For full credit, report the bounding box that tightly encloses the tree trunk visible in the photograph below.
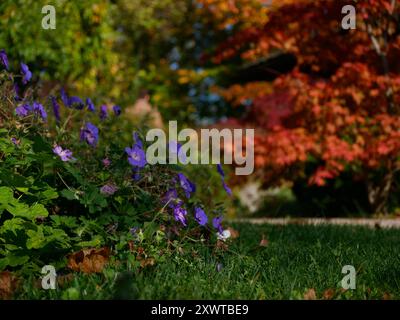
[367,172,393,215]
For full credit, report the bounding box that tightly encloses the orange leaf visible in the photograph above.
[0,271,19,300]
[259,234,269,247]
[303,288,317,300]
[322,288,335,300]
[227,227,240,239]
[67,247,110,274]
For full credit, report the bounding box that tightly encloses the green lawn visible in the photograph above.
[16,223,400,299]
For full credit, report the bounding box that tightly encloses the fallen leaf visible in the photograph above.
[67,247,110,273]
[57,274,74,288]
[383,292,391,300]
[323,288,335,300]
[259,234,269,247]
[304,288,317,300]
[227,227,239,239]
[215,240,229,251]
[0,271,19,299]
[140,258,155,268]
[128,241,135,252]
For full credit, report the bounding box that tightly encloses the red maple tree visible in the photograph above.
[201,0,400,213]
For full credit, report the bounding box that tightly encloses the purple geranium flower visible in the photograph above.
[113,105,121,116]
[69,96,84,109]
[15,104,31,117]
[11,137,19,145]
[50,96,61,123]
[217,164,225,177]
[173,202,188,226]
[0,49,9,70]
[133,132,143,148]
[20,63,32,84]
[33,102,47,121]
[132,167,142,181]
[100,105,108,120]
[60,88,70,107]
[177,173,196,198]
[102,158,111,167]
[212,216,224,234]
[222,180,232,196]
[125,144,147,168]
[100,184,118,196]
[80,122,99,147]
[14,84,21,101]
[195,207,208,226]
[162,188,179,208]
[86,98,95,112]
[53,145,75,162]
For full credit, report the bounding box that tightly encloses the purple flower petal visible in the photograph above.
[162,188,178,208]
[217,164,225,178]
[133,132,143,148]
[212,216,224,234]
[80,122,99,147]
[173,202,188,226]
[15,104,31,117]
[100,105,108,120]
[177,173,196,198]
[53,145,75,162]
[86,98,95,112]
[102,158,111,167]
[50,96,61,123]
[32,102,47,121]
[222,180,232,196]
[69,96,84,109]
[113,105,121,116]
[61,88,70,107]
[125,144,147,168]
[100,184,118,196]
[195,207,208,226]
[20,63,32,84]
[0,49,9,70]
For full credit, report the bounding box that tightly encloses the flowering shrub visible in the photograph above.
[0,50,231,274]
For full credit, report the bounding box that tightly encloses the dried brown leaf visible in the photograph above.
[304,288,317,300]
[57,274,74,288]
[67,247,110,274]
[0,271,19,300]
[322,288,335,300]
[140,258,155,268]
[259,234,269,247]
[215,240,229,251]
[383,292,392,300]
[227,227,239,239]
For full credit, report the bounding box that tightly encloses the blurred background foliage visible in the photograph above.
[2,0,400,217]
[0,0,221,124]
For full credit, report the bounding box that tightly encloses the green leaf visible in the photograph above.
[0,218,26,236]
[29,203,49,219]
[60,188,78,200]
[26,226,46,249]
[40,188,59,200]
[0,186,14,204]
[76,235,103,248]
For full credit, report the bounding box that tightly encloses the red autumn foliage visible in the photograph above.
[201,0,400,213]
